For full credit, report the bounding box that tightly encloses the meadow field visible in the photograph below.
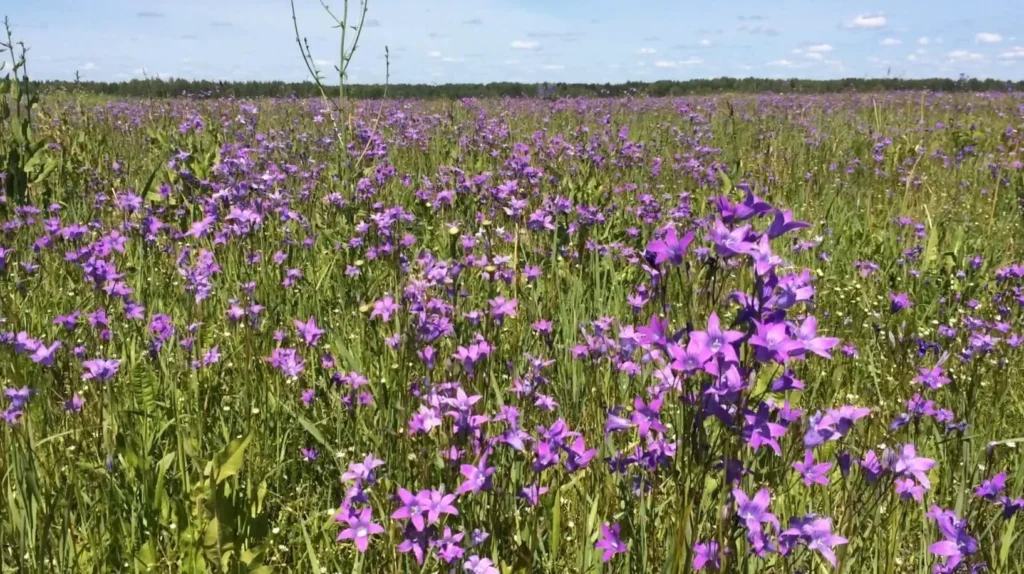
[3,91,1024,573]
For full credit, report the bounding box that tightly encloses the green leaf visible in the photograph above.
[300,519,322,573]
[215,433,253,484]
[297,416,328,447]
[135,541,157,568]
[550,495,562,562]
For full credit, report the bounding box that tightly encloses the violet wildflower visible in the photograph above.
[889,292,913,313]
[457,456,496,495]
[974,472,1006,501]
[370,295,399,321]
[463,555,499,574]
[926,506,977,573]
[780,515,848,567]
[81,358,120,382]
[335,507,384,552]
[294,316,324,347]
[692,540,721,571]
[265,347,305,377]
[750,320,802,364]
[646,226,694,266]
[434,527,465,563]
[519,483,548,507]
[301,388,315,407]
[793,450,833,486]
[392,488,428,531]
[733,487,780,534]
[65,393,85,413]
[595,523,628,562]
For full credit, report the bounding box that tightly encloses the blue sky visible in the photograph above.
[7,0,1024,83]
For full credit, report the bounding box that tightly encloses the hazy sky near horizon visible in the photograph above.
[7,0,1024,84]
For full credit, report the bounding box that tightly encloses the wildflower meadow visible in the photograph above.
[4,24,1024,574]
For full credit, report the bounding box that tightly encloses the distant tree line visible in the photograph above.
[29,75,1024,99]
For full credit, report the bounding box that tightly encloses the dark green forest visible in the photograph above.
[30,75,1024,99]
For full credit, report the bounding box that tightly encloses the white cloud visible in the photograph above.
[907,54,918,62]
[510,40,539,50]
[427,51,442,58]
[654,57,702,68]
[808,44,833,53]
[768,59,802,68]
[638,47,657,55]
[880,38,902,46]
[541,64,564,71]
[804,52,824,61]
[999,46,1024,60]
[699,39,712,47]
[847,14,886,29]
[975,32,1003,44]
[314,59,333,67]
[947,50,985,62]
[81,62,97,71]
[918,36,930,45]
[504,58,520,65]
[441,56,463,63]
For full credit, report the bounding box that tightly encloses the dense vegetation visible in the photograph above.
[28,75,1024,100]
[4,51,1024,573]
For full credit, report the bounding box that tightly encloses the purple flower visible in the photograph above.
[30,341,61,366]
[913,364,951,390]
[53,312,81,331]
[750,320,802,364]
[793,450,833,486]
[860,450,884,482]
[457,456,495,495]
[646,226,694,266]
[767,209,810,239]
[423,488,459,525]
[892,444,936,491]
[397,524,433,564]
[64,393,85,413]
[692,540,721,571]
[804,405,871,448]
[689,313,743,364]
[5,387,34,411]
[740,234,783,276]
[293,316,324,347]
[335,507,384,552]
[710,220,753,258]
[463,555,499,574]
[341,454,384,485]
[370,295,399,321]
[301,388,315,407]
[518,483,549,507]
[595,523,628,562]
[743,403,788,456]
[563,435,597,473]
[889,292,913,313]
[488,296,518,322]
[392,488,428,531]
[434,527,465,563]
[265,348,305,377]
[780,515,847,567]
[974,472,1006,501]
[81,359,120,382]
[301,447,318,461]
[790,316,839,359]
[926,506,977,573]
[733,487,780,534]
